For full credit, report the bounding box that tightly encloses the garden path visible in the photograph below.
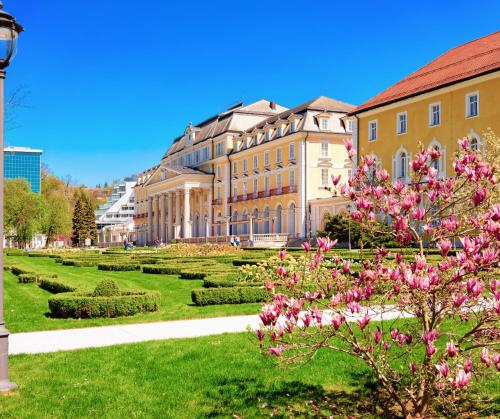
[9,306,412,355]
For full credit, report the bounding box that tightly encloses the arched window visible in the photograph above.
[232,211,238,235]
[252,208,259,234]
[242,210,249,235]
[470,137,478,151]
[275,205,283,234]
[288,203,296,235]
[430,145,440,172]
[263,206,270,234]
[216,213,222,236]
[399,152,407,179]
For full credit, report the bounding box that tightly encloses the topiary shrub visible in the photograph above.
[232,260,260,267]
[18,273,38,283]
[191,286,266,306]
[48,290,160,318]
[142,265,181,275]
[5,249,27,256]
[11,266,34,276]
[203,278,260,288]
[97,263,141,271]
[180,271,206,280]
[39,279,77,294]
[93,279,120,297]
[27,252,49,258]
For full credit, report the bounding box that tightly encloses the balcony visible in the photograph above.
[270,187,283,196]
[212,198,222,206]
[282,185,297,194]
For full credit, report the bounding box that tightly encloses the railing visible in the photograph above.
[212,198,222,205]
[270,187,282,196]
[253,234,289,242]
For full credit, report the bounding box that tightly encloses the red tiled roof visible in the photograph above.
[349,31,500,115]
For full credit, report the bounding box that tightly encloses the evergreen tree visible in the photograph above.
[71,189,97,246]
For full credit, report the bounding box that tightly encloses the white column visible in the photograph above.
[183,188,191,238]
[249,216,254,241]
[198,189,204,237]
[167,192,173,242]
[175,191,181,239]
[154,195,160,241]
[147,197,153,243]
[225,216,230,237]
[207,188,213,237]
[160,194,166,243]
[298,139,307,238]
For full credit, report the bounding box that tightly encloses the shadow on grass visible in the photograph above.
[204,373,398,418]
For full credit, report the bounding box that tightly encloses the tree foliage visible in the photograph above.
[71,189,97,246]
[256,138,499,417]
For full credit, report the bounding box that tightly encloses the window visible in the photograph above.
[276,148,282,163]
[264,151,270,167]
[466,92,479,118]
[194,150,200,164]
[243,181,248,196]
[216,143,223,157]
[276,173,282,189]
[265,131,270,141]
[397,112,407,134]
[290,121,296,133]
[368,120,377,141]
[347,120,353,132]
[320,119,328,130]
[264,176,270,193]
[320,142,329,158]
[289,170,295,186]
[321,168,329,187]
[217,186,221,200]
[430,145,440,172]
[254,134,259,144]
[243,137,248,149]
[253,155,258,170]
[217,165,221,179]
[233,184,238,199]
[202,146,209,161]
[233,161,238,174]
[399,152,407,179]
[253,178,258,194]
[429,103,440,126]
[276,126,282,137]
[470,136,479,151]
[289,143,296,160]
[243,158,248,173]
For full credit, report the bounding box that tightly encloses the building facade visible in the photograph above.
[349,31,500,180]
[4,146,43,193]
[134,97,354,246]
[95,182,136,245]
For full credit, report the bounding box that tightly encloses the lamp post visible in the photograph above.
[0,1,23,393]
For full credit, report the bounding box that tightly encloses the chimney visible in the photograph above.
[270,101,277,110]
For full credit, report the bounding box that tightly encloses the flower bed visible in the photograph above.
[191,286,266,306]
[48,290,160,318]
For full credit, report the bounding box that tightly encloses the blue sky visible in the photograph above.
[5,0,500,186]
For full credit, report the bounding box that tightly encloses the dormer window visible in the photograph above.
[265,130,270,142]
[320,119,328,130]
[290,121,296,133]
[243,137,248,149]
[276,126,282,137]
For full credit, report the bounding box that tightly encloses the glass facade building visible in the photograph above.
[4,147,43,193]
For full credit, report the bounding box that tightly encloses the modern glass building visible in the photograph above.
[4,146,43,193]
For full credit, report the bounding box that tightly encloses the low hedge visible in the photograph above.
[11,266,34,276]
[18,273,38,283]
[180,271,206,280]
[203,278,260,288]
[142,265,182,275]
[5,249,27,256]
[39,279,77,294]
[63,259,100,267]
[191,286,266,306]
[97,263,141,271]
[232,260,260,267]
[48,290,160,318]
[27,252,48,258]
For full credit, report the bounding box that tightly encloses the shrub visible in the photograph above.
[48,290,160,318]
[39,279,77,294]
[18,273,38,283]
[93,279,120,297]
[97,263,141,271]
[5,249,27,256]
[191,286,266,306]
[27,252,49,258]
[203,278,259,288]
[11,266,34,276]
[180,271,206,280]
[142,265,181,275]
[232,260,260,267]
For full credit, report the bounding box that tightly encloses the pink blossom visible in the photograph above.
[379,169,389,181]
[343,138,353,151]
[372,330,382,344]
[422,330,439,345]
[268,345,285,357]
[331,314,343,330]
[356,313,371,330]
[278,249,286,261]
[331,174,341,186]
[351,211,363,221]
[480,347,491,367]
[409,363,417,373]
[452,370,472,388]
[426,344,437,356]
[447,341,459,357]
[435,363,449,378]
[412,207,425,221]
[302,242,311,252]
[276,266,287,277]
[317,237,337,251]
[390,329,399,340]
[347,301,360,314]
[472,188,489,206]
[256,329,264,343]
[438,239,452,256]
[464,359,473,373]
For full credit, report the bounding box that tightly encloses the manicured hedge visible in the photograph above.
[48,290,160,318]
[142,265,182,275]
[203,278,259,288]
[97,263,141,271]
[18,273,38,283]
[62,259,100,267]
[11,266,34,276]
[232,260,260,267]
[39,279,77,294]
[5,249,27,256]
[27,252,49,258]
[180,271,206,280]
[191,286,266,306]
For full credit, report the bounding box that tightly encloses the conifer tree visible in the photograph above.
[71,189,97,246]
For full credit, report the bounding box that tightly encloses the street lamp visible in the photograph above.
[0,0,23,393]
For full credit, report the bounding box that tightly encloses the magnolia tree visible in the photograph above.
[256,138,499,417]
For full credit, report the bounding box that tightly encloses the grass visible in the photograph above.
[1,331,498,418]
[4,255,262,333]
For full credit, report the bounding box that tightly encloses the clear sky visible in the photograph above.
[5,0,500,186]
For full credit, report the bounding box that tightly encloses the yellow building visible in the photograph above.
[349,31,500,180]
[134,97,354,246]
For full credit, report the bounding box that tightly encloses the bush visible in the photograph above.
[18,273,38,283]
[180,271,206,280]
[62,259,99,267]
[142,265,181,275]
[5,249,27,256]
[97,263,141,271]
[93,279,120,297]
[39,279,77,294]
[11,266,34,276]
[48,290,160,318]
[191,286,266,306]
[203,278,260,288]
[27,252,48,258]
[232,260,260,267]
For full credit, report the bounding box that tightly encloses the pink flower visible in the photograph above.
[438,239,452,256]
[302,242,311,252]
[412,207,425,221]
[278,249,286,261]
[409,363,417,373]
[472,188,489,206]
[343,138,353,152]
[452,293,467,308]
[331,314,343,330]
[435,363,449,378]
[379,169,389,181]
[464,359,473,373]
[447,341,459,357]
[356,313,371,331]
[317,237,337,251]
[480,347,491,367]
[276,266,287,277]
[422,330,439,345]
[390,329,399,340]
[372,330,382,344]
[452,370,472,388]
[426,344,437,356]
[268,345,285,357]
[256,329,264,343]
[331,174,341,186]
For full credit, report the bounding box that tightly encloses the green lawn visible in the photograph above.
[1,331,498,418]
[4,255,262,333]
